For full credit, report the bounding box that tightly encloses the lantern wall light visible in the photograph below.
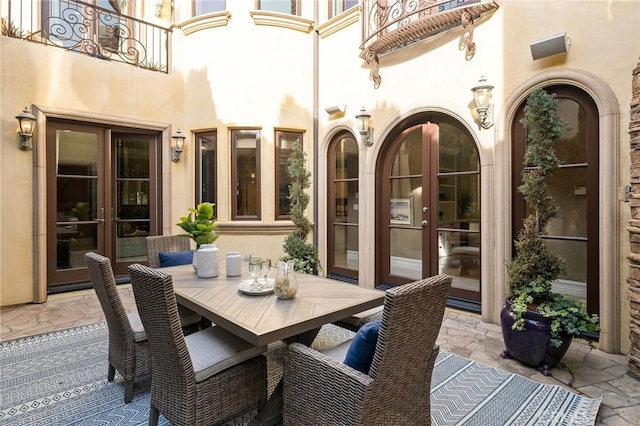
[355,107,374,146]
[171,129,186,162]
[471,76,494,130]
[15,106,37,150]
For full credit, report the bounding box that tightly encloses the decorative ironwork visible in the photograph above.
[461,10,475,59]
[3,0,170,73]
[359,0,499,88]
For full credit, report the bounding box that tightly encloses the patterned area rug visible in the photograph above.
[1,323,601,425]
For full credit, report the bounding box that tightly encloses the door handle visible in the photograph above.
[421,220,428,227]
[96,207,105,224]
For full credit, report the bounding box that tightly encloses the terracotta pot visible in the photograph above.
[500,300,572,376]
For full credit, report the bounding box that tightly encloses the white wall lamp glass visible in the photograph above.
[471,76,494,130]
[355,107,373,146]
[171,129,186,162]
[15,106,37,151]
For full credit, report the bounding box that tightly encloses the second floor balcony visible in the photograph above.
[360,0,499,87]
[1,0,170,73]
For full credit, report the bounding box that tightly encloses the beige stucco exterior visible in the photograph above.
[1,0,638,355]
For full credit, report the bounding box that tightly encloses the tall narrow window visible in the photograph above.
[329,0,358,18]
[232,129,261,220]
[327,132,359,282]
[258,0,300,15]
[275,130,303,219]
[196,131,217,205]
[193,0,225,16]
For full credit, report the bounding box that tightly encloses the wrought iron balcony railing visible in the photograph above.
[360,0,499,88]
[1,0,170,73]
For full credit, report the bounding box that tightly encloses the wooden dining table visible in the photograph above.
[163,261,386,426]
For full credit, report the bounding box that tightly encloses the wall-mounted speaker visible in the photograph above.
[530,33,569,60]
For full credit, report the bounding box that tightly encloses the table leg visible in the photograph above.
[248,327,321,426]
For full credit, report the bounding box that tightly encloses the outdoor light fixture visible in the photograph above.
[355,107,373,146]
[15,106,36,150]
[171,129,186,162]
[471,76,494,129]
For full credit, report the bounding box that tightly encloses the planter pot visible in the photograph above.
[500,300,572,376]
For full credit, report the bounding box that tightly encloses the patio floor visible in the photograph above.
[1,285,638,425]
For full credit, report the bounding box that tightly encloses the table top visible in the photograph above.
[165,263,385,346]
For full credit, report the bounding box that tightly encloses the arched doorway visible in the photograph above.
[376,114,481,307]
[511,85,600,317]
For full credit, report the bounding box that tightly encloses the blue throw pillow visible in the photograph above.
[343,319,381,374]
[159,251,193,267]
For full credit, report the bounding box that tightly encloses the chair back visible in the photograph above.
[364,274,452,424]
[128,263,196,416]
[146,235,191,268]
[85,252,136,376]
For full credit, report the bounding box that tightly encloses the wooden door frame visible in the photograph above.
[34,105,169,301]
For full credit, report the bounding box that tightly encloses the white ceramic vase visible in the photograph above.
[226,251,242,277]
[196,244,218,278]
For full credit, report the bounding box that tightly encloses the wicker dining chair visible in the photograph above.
[146,235,191,268]
[86,252,202,403]
[85,252,152,403]
[128,263,268,426]
[283,274,453,426]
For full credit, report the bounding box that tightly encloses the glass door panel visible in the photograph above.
[115,137,151,263]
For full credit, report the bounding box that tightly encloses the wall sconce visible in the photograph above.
[15,106,37,150]
[355,107,373,146]
[471,76,494,129]
[171,129,186,162]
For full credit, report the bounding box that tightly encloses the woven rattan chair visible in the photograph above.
[146,235,191,268]
[128,263,268,426]
[145,235,207,328]
[85,252,152,403]
[283,274,452,426]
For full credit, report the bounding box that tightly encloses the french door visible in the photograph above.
[377,117,481,303]
[47,121,160,287]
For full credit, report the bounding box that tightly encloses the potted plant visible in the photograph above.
[176,202,218,248]
[281,139,321,275]
[501,88,599,375]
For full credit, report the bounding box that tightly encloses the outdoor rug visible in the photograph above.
[1,322,602,425]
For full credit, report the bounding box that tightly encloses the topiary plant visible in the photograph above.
[506,88,599,347]
[281,139,321,275]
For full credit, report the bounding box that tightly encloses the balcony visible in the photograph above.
[360,0,499,87]
[1,0,170,73]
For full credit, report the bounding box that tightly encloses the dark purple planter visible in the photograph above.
[500,300,572,376]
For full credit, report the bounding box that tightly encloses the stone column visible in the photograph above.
[628,61,640,378]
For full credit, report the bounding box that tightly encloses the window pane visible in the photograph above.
[439,123,478,172]
[335,181,358,224]
[259,0,297,15]
[392,129,422,176]
[330,0,358,18]
[390,227,421,279]
[198,132,217,204]
[334,224,358,270]
[276,132,301,218]
[234,131,259,218]
[556,98,587,164]
[545,239,587,301]
[335,136,358,179]
[195,0,226,15]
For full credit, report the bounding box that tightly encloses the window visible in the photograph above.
[275,130,303,219]
[196,131,217,205]
[329,0,358,18]
[193,0,225,16]
[231,129,261,220]
[258,0,300,15]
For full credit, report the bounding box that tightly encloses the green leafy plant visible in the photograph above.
[281,139,321,275]
[176,202,218,248]
[70,202,90,221]
[507,88,599,347]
